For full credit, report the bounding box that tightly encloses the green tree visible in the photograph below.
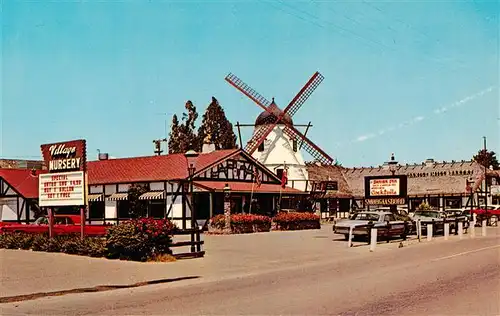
[197,96,237,151]
[168,101,200,154]
[168,114,181,154]
[127,183,149,218]
[473,149,499,170]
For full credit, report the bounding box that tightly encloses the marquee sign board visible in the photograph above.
[39,139,87,207]
[364,175,407,205]
[39,171,85,207]
[41,139,87,173]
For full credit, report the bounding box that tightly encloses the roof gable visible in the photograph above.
[87,149,239,185]
[193,150,282,184]
[0,169,46,199]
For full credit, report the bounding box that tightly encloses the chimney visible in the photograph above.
[202,143,216,154]
[201,134,216,153]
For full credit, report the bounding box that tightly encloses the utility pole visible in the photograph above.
[483,136,488,212]
[153,138,168,156]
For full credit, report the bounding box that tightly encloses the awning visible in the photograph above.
[106,192,129,201]
[139,191,165,200]
[87,193,103,202]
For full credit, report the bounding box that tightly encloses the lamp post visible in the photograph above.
[388,153,398,214]
[466,178,475,219]
[188,163,196,230]
[223,183,231,233]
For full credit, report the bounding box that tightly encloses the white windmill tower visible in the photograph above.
[225,72,334,192]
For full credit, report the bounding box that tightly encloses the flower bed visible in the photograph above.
[208,214,272,234]
[208,212,320,233]
[0,218,176,262]
[273,212,321,231]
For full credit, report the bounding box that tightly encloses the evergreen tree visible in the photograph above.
[167,101,199,154]
[197,96,237,151]
[473,149,499,170]
[168,114,181,154]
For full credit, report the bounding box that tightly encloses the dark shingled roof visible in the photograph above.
[306,164,352,198]
[309,160,487,198]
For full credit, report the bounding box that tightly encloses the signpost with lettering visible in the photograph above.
[364,175,408,206]
[40,140,87,239]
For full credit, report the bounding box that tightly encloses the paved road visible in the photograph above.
[2,233,499,315]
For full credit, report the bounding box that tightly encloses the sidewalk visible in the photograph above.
[1,225,498,299]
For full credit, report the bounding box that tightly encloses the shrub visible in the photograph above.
[0,232,106,257]
[106,218,176,261]
[209,215,226,230]
[273,212,320,230]
[208,214,272,234]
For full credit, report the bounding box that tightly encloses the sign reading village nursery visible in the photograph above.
[41,139,87,172]
[364,175,407,205]
[39,139,87,207]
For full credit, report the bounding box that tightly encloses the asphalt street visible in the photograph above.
[2,233,499,316]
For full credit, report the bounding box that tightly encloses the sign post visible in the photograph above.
[40,140,87,239]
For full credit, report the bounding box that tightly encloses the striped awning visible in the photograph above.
[87,193,103,202]
[106,192,129,201]
[139,191,165,200]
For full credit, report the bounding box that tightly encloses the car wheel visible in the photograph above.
[490,215,498,227]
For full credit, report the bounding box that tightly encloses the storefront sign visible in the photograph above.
[364,175,407,199]
[41,140,87,172]
[365,197,406,206]
[369,178,400,196]
[39,171,85,207]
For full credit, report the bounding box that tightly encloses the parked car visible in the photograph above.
[333,211,409,240]
[0,215,110,237]
[412,210,468,234]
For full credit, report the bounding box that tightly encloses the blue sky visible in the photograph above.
[2,0,499,167]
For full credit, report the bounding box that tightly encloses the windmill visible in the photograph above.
[225,71,334,191]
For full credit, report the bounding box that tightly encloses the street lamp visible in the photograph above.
[223,183,231,233]
[185,150,198,230]
[388,153,398,214]
[388,153,398,175]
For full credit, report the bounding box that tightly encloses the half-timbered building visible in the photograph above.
[0,169,45,222]
[86,148,303,228]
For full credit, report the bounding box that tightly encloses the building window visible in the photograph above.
[89,201,105,219]
[445,197,461,208]
[292,139,298,152]
[276,168,284,180]
[117,200,131,219]
[150,200,166,219]
[258,143,264,152]
[428,197,439,208]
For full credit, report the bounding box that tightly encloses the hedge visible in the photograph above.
[0,218,176,262]
[273,212,321,231]
[208,212,320,234]
[209,214,272,234]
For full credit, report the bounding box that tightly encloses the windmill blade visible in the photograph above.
[225,73,271,112]
[245,123,277,154]
[283,72,324,118]
[283,125,334,165]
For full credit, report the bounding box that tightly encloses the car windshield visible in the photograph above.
[34,217,48,225]
[414,211,440,218]
[352,213,380,221]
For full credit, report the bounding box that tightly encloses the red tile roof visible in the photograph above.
[194,181,305,194]
[87,149,238,185]
[0,169,46,199]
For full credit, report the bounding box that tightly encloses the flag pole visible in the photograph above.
[249,180,255,214]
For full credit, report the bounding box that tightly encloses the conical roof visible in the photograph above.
[255,99,293,126]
